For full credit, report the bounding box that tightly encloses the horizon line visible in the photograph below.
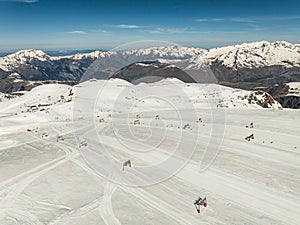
[0,40,299,54]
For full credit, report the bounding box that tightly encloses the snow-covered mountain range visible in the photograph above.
[1,41,300,108]
[203,41,300,68]
[0,41,300,77]
[0,41,296,77]
[1,41,299,82]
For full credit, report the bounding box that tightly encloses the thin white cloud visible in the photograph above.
[196,18,226,22]
[113,24,143,29]
[196,17,255,23]
[91,29,109,33]
[259,15,300,21]
[196,15,300,23]
[144,27,209,34]
[66,30,88,35]
[147,28,189,34]
[4,0,39,3]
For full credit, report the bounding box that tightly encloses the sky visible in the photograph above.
[1,0,300,51]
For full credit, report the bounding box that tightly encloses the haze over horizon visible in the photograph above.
[1,0,300,51]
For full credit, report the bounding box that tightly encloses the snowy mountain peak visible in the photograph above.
[0,49,49,72]
[72,50,108,60]
[118,45,206,59]
[1,41,300,88]
[9,49,49,61]
[203,41,300,69]
[8,72,22,79]
[53,50,111,60]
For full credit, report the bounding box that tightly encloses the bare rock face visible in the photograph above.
[111,61,195,84]
[246,91,278,108]
[276,95,300,109]
[0,72,77,94]
[267,83,300,109]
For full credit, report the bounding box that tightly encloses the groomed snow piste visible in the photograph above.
[0,79,299,225]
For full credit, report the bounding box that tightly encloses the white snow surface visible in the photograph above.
[0,79,299,225]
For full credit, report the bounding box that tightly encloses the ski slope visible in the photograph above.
[0,79,299,225]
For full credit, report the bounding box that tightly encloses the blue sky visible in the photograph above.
[1,0,300,51]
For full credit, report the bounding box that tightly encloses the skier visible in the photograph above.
[245,134,254,141]
[42,132,48,138]
[122,160,132,171]
[57,135,64,142]
[245,122,254,128]
[194,197,207,214]
[79,140,87,148]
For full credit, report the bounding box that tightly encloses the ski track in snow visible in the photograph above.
[0,123,82,223]
[1,115,299,224]
[86,111,300,224]
[0,80,299,224]
[99,181,121,225]
[73,116,300,224]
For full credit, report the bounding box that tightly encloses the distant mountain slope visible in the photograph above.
[0,49,98,81]
[205,41,300,68]
[201,41,300,84]
[0,46,204,82]
[267,82,300,109]
[111,42,300,86]
[111,61,196,84]
[0,41,300,109]
[1,41,300,83]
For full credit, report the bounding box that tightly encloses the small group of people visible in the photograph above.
[245,133,255,141]
[42,132,48,138]
[245,122,254,128]
[122,159,208,214]
[245,122,255,141]
[79,140,87,148]
[194,196,208,214]
[56,135,64,142]
[122,160,132,171]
